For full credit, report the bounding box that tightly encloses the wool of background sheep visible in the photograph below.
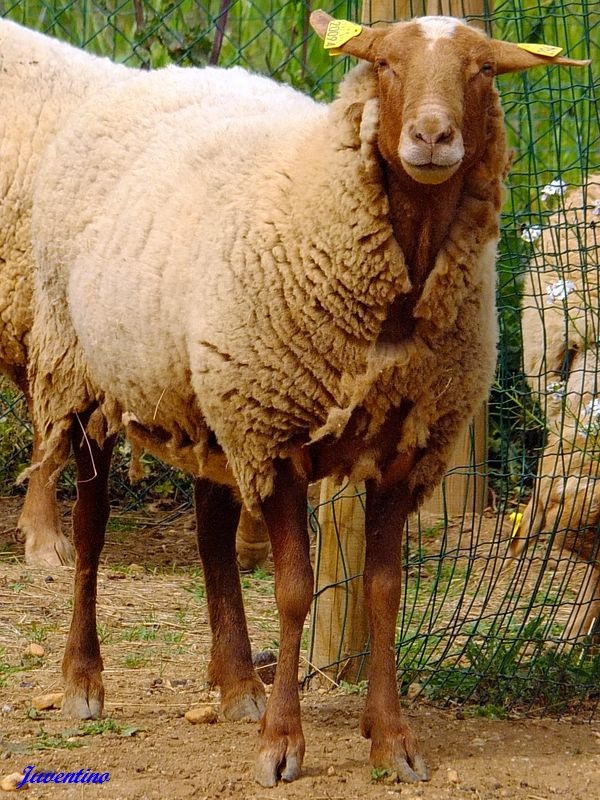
[521,176,600,531]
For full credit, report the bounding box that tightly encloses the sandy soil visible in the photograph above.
[1,497,599,799]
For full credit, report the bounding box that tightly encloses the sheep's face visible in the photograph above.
[310,11,588,187]
[374,19,494,185]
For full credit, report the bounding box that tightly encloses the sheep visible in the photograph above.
[0,17,287,569]
[513,175,600,641]
[236,508,271,571]
[0,19,134,566]
[22,9,587,786]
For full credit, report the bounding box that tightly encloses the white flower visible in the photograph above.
[593,199,600,217]
[540,178,568,203]
[546,279,576,304]
[546,380,566,400]
[521,225,542,243]
[580,398,600,436]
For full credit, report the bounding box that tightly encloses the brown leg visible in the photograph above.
[255,459,313,787]
[360,479,428,782]
[236,506,270,572]
[13,380,73,567]
[195,479,266,721]
[61,415,115,719]
[563,562,600,642]
[20,419,73,566]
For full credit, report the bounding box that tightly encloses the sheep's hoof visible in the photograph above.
[24,531,75,567]
[370,745,429,783]
[255,733,304,786]
[221,677,266,722]
[61,680,104,719]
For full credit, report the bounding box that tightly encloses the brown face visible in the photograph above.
[373,19,497,185]
[309,11,588,187]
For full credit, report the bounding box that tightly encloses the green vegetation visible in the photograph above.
[23,719,142,752]
[122,653,150,668]
[0,0,356,96]
[241,565,274,593]
[122,624,159,642]
[339,679,368,695]
[25,622,57,643]
[0,648,20,688]
[370,767,394,782]
[401,616,600,713]
[0,379,35,495]
[183,582,205,604]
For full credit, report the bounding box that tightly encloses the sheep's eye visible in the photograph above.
[480,62,495,76]
[376,59,391,71]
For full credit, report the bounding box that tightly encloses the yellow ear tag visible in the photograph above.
[517,42,563,58]
[324,19,363,56]
[508,511,523,538]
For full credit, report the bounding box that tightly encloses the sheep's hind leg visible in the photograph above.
[12,377,73,567]
[20,419,73,566]
[61,416,115,720]
[236,506,270,571]
[564,562,600,642]
[359,479,429,783]
[255,458,313,787]
[195,479,266,722]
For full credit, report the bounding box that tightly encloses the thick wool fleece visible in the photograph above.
[520,176,600,534]
[523,177,600,401]
[29,53,504,511]
[0,20,130,379]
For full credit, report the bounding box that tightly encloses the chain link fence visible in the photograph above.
[0,0,599,712]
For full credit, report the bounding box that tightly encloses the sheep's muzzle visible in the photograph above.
[399,110,464,185]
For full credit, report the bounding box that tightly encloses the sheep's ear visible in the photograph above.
[309,10,384,62]
[491,39,590,74]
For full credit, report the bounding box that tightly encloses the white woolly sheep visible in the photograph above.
[0,18,277,569]
[0,19,132,566]
[513,175,600,641]
[22,9,586,786]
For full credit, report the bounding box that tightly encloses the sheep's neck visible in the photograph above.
[378,169,463,344]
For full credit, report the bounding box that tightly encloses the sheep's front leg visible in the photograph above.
[360,478,429,782]
[62,418,115,720]
[195,479,266,721]
[255,459,312,787]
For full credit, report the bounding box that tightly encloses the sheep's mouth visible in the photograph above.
[401,159,462,186]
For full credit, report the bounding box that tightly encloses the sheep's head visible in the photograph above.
[310,11,588,186]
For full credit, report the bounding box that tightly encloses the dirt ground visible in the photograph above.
[1,496,599,800]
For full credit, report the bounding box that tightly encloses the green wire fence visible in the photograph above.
[0,0,598,715]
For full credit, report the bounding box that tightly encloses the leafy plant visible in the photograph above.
[26,719,143,751]
[371,767,394,782]
[122,653,149,668]
[411,616,600,712]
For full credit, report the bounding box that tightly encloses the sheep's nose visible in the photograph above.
[409,113,456,147]
[414,125,455,146]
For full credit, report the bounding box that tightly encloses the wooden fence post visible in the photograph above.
[307,0,491,685]
[360,0,491,28]
[308,482,369,683]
